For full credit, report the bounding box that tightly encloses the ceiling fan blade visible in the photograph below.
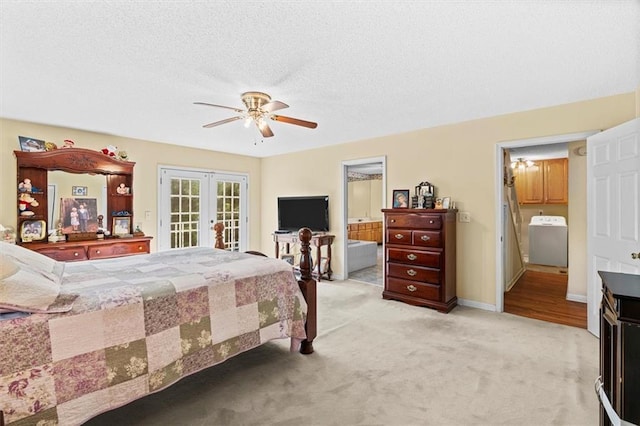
[194,102,245,114]
[271,114,318,129]
[256,121,274,138]
[261,100,289,113]
[202,116,243,128]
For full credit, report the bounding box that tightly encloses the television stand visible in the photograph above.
[273,232,334,281]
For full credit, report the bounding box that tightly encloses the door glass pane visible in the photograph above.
[216,180,240,251]
[170,177,201,249]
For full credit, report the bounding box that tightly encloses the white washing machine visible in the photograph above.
[528,216,568,267]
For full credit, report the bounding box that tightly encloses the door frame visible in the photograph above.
[341,156,387,281]
[494,130,599,312]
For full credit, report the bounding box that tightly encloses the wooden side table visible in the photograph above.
[273,232,334,281]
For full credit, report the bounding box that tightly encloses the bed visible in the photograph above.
[0,224,317,426]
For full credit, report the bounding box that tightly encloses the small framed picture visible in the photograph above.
[434,198,443,209]
[392,189,410,208]
[18,136,46,152]
[281,254,295,265]
[72,186,88,197]
[112,217,131,235]
[20,220,46,242]
[442,197,451,209]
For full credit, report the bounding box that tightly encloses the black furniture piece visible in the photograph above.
[597,271,640,426]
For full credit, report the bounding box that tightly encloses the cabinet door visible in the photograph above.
[514,163,544,204]
[544,158,568,204]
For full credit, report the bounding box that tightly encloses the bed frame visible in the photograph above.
[0,224,316,426]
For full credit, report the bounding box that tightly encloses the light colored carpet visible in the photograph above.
[86,280,599,426]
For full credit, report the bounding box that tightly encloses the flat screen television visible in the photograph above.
[277,196,329,233]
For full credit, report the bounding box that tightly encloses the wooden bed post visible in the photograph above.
[213,222,225,249]
[297,227,317,354]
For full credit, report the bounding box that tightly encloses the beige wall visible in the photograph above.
[347,180,371,218]
[567,140,588,301]
[261,92,636,306]
[0,119,263,251]
[347,178,383,220]
[1,92,636,308]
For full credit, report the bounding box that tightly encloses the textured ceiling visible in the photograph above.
[1,1,638,158]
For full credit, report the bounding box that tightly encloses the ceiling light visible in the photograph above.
[511,158,535,169]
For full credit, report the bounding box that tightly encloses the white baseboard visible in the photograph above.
[566,293,587,304]
[457,298,496,312]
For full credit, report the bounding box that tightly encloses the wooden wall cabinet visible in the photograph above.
[598,271,640,425]
[347,221,383,243]
[514,158,567,204]
[14,148,151,260]
[381,209,457,313]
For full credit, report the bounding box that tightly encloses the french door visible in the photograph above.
[158,167,247,252]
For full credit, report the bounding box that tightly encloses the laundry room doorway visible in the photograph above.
[496,131,598,328]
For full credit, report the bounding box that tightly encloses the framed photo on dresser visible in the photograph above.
[392,190,410,208]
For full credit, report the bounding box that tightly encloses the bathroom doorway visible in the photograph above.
[341,157,386,285]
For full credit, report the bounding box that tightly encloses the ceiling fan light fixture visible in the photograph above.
[195,91,317,138]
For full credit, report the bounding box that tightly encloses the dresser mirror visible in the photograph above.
[48,171,107,233]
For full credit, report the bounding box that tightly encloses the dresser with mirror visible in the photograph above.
[14,148,152,261]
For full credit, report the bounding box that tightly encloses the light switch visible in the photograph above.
[459,212,471,223]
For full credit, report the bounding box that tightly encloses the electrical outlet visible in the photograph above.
[459,212,471,223]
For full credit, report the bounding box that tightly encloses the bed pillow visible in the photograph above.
[0,253,76,313]
[0,241,65,284]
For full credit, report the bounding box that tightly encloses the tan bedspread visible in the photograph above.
[0,248,307,425]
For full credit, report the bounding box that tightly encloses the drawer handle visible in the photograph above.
[74,252,79,257]
[96,250,101,254]
[394,234,404,239]
[407,284,417,292]
[390,219,396,223]
[406,269,417,277]
[138,246,143,251]
[407,253,417,261]
[429,220,434,224]
[420,235,431,241]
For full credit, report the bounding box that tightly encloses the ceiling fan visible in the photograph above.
[194,91,318,138]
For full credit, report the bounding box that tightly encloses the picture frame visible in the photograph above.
[392,189,410,208]
[442,197,451,209]
[60,197,99,234]
[281,254,295,265]
[434,198,444,209]
[113,216,131,235]
[18,136,46,152]
[20,220,46,242]
[72,186,88,197]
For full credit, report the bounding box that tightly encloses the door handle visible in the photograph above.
[632,252,640,260]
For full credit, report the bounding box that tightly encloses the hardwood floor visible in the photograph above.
[504,269,587,329]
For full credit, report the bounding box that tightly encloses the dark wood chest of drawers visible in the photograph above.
[598,271,640,425]
[381,209,457,313]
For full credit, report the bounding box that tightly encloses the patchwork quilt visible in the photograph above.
[0,248,307,425]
